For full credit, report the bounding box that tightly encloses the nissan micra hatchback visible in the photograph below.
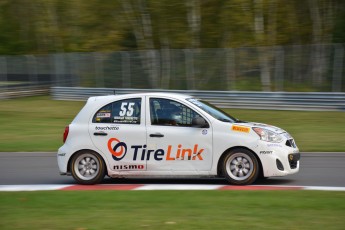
[58,93,300,185]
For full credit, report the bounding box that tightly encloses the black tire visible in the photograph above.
[222,148,259,185]
[70,150,106,185]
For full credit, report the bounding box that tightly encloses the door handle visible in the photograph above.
[149,133,164,138]
[93,132,108,136]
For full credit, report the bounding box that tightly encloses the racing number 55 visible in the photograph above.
[119,102,135,116]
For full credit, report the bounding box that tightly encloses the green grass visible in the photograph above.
[0,96,345,152]
[226,109,345,152]
[0,96,84,152]
[0,190,344,229]
[0,81,25,86]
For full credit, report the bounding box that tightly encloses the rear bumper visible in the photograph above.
[57,145,69,174]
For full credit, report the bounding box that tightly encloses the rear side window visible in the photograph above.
[93,98,141,124]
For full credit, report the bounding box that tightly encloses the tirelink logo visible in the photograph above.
[107,138,127,161]
[107,138,204,162]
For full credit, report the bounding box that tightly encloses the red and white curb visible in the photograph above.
[1,184,345,192]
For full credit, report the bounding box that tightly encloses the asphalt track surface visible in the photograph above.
[1,152,344,187]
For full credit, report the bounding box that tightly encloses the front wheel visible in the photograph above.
[70,151,106,185]
[222,148,259,185]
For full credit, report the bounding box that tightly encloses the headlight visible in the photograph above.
[253,127,283,143]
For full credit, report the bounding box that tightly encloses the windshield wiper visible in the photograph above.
[218,118,233,123]
[235,119,247,123]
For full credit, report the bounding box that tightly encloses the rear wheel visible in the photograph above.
[70,151,106,185]
[222,148,259,185]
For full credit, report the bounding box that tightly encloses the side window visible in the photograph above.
[93,104,112,123]
[93,98,141,124]
[150,98,201,127]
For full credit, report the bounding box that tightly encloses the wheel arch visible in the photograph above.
[217,146,263,178]
[67,149,107,174]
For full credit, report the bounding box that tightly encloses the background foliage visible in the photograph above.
[0,0,344,55]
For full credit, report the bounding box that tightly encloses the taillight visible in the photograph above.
[63,125,69,143]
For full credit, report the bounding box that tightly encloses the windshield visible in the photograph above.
[186,98,237,123]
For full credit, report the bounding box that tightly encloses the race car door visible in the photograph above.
[145,96,213,172]
[89,97,147,172]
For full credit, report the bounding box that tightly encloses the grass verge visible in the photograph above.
[0,96,84,152]
[0,190,345,229]
[0,96,345,152]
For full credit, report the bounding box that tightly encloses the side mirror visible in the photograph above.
[192,117,209,128]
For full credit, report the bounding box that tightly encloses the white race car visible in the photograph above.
[57,93,300,185]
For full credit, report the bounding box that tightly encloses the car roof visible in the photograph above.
[88,92,192,102]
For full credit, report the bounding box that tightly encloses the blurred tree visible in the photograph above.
[0,0,343,54]
[0,0,36,54]
[333,0,345,43]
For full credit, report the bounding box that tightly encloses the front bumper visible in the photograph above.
[256,141,300,177]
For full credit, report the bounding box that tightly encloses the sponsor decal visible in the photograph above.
[96,126,119,131]
[113,116,139,124]
[107,138,127,161]
[57,153,66,156]
[97,112,111,118]
[114,164,145,170]
[267,143,283,148]
[107,138,204,162]
[232,125,250,133]
[260,151,273,154]
[202,129,208,135]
